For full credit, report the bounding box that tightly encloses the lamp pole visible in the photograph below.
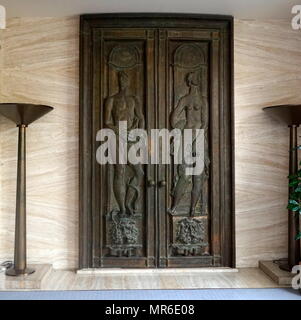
[0,103,53,276]
[6,124,34,276]
[284,125,301,271]
[263,105,301,272]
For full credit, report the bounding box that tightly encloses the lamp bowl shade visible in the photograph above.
[263,105,301,126]
[0,103,53,126]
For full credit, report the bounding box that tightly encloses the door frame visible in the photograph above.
[79,13,235,269]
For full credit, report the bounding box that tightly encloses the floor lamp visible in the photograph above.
[263,105,301,271]
[0,103,53,276]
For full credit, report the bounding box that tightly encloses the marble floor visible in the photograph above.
[0,267,284,291]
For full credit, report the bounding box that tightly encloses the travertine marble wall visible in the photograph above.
[235,20,301,266]
[0,17,300,269]
[0,17,79,269]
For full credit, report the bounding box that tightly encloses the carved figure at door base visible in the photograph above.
[174,217,209,256]
[107,210,140,257]
[104,71,145,216]
[177,217,204,244]
[168,72,209,216]
[110,211,139,245]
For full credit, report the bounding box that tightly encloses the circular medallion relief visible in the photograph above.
[174,44,205,69]
[109,45,139,69]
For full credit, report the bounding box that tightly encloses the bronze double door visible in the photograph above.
[80,14,234,269]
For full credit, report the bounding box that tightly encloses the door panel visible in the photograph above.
[79,14,234,269]
[158,29,223,267]
[92,29,156,267]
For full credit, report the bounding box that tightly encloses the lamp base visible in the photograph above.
[279,263,291,272]
[5,267,35,277]
[259,261,294,285]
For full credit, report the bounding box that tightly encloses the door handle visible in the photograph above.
[148,180,156,187]
[158,180,166,187]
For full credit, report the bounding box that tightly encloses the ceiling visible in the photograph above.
[0,0,299,19]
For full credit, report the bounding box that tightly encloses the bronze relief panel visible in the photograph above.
[157,34,212,267]
[167,41,211,259]
[80,14,234,269]
[92,30,156,267]
[103,42,146,258]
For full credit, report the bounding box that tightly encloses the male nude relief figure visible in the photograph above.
[169,72,209,216]
[104,71,145,216]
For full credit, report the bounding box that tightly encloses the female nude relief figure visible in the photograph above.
[168,72,209,216]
